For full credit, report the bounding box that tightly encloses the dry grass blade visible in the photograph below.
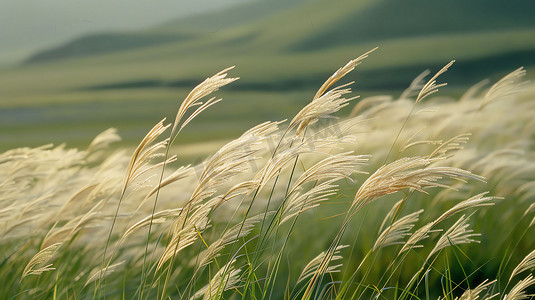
[373,209,423,251]
[400,222,439,253]
[349,95,392,117]
[190,259,241,300]
[122,208,182,240]
[171,67,239,139]
[351,156,485,211]
[86,128,121,153]
[157,227,198,271]
[281,180,339,224]
[482,67,527,109]
[122,119,170,194]
[509,249,535,283]
[313,48,377,100]
[442,279,498,300]
[290,152,369,191]
[415,60,455,103]
[427,214,479,260]
[291,84,358,135]
[434,192,496,225]
[189,120,281,207]
[504,274,535,300]
[214,179,262,209]
[377,199,404,234]
[459,79,490,102]
[21,243,62,279]
[85,261,124,287]
[197,214,265,268]
[41,211,100,249]
[296,245,348,285]
[157,199,214,270]
[400,69,431,100]
[428,133,472,159]
[138,165,193,209]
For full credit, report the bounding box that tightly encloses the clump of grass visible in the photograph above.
[1,50,535,299]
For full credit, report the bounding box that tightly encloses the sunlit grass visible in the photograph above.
[1,53,535,299]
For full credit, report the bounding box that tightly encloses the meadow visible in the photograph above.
[1,50,535,299]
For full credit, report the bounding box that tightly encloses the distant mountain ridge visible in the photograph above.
[24,32,195,64]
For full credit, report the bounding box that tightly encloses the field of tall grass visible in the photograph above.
[1,49,535,299]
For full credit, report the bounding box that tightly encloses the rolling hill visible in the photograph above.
[1,0,535,150]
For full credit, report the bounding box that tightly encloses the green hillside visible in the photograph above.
[1,0,535,151]
[291,0,535,50]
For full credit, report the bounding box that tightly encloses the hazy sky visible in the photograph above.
[0,0,253,66]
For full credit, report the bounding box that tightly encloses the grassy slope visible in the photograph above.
[1,0,535,151]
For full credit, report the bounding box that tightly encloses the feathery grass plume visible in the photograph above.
[399,128,442,153]
[21,243,62,279]
[481,67,527,110]
[290,83,358,135]
[377,199,404,234]
[241,120,285,137]
[188,139,259,206]
[157,226,199,272]
[214,179,262,209]
[289,152,369,192]
[373,209,423,251]
[504,274,535,300]
[121,208,182,240]
[305,154,484,296]
[459,279,498,300]
[296,245,348,285]
[459,79,490,102]
[0,153,28,165]
[190,259,241,300]
[400,222,439,253]
[281,179,339,224]
[438,279,498,300]
[86,128,121,154]
[400,69,431,100]
[121,118,171,195]
[351,156,485,211]
[349,95,392,117]
[188,121,280,208]
[509,249,535,283]
[254,136,343,190]
[428,133,472,159]
[291,49,376,135]
[17,192,53,218]
[41,211,100,249]
[415,60,454,104]
[157,123,279,274]
[313,48,377,101]
[53,183,99,218]
[427,214,480,260]
[197,213,266,268]
[157,198,215,271]
[434,192,495,225]
[137,165,193,209]
[84,261,124,287]
[171,67,239,140]
[399,193,494,254]
[100,119,170,288]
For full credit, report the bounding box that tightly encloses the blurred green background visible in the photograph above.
[1,0,534,152]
